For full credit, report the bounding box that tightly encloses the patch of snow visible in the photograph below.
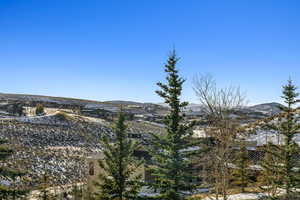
[203,193,265,200]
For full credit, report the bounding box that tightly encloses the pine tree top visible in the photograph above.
[156,50,188,109]
[281,78,299,106]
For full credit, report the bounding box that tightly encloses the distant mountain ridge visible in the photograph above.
[179,102,283,116]
[0,93,110,105]
[0,93,284,116]
[0,93,168,115]
[247,102,283,115]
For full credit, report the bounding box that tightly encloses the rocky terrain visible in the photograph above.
[0,94,166,190]
[0,93,289,190]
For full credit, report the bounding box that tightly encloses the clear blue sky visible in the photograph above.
[1,0,300,105]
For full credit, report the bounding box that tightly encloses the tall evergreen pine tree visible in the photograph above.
[94,112,143,200]
[262,79,300,199]
[148,50,198,200]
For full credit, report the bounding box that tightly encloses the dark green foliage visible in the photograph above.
[0,139,28,199]
[262,79,300,200]
[94,112,143,200]
[259,144,281,200]
[36,104,45,116]
[231,141,252,193]
[147,50,199,200]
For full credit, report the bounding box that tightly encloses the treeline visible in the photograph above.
[86,51,300,200]
[1,51,300,200]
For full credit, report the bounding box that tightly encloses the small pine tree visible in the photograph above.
[0,139,27,199]
[231,141,252,193]
[148,50,199,200]
[258,144,281,199]
[94,112,143,200]
[36,104,45,116]
[262,79,300,199]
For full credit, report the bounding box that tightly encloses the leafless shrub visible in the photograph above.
[193,74,247,200]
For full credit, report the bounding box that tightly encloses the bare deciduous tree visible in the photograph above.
[193,74,245,118]
[193,74,247,200]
